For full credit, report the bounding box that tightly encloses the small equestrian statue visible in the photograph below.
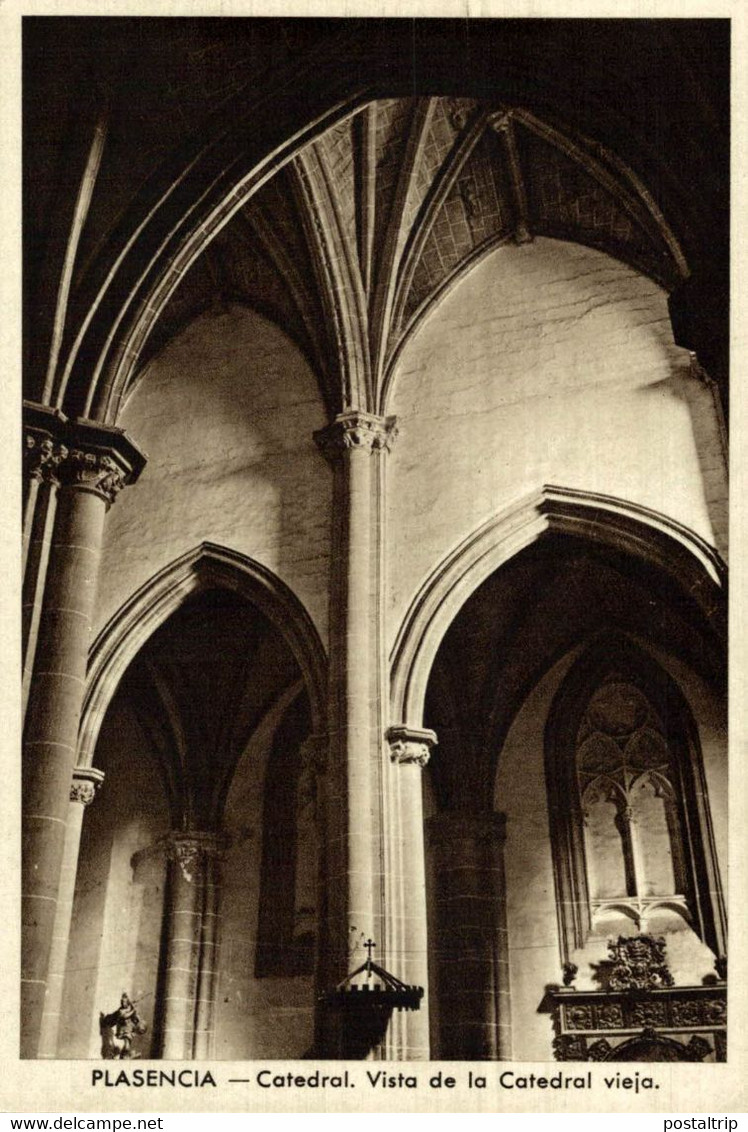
[100,992,148,1059]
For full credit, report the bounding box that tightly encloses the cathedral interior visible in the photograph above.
[22,18,728,1062]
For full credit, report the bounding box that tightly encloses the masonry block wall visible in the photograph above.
[386,237,727,647]
[94,306,332,647]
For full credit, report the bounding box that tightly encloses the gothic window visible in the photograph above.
[576,678,689,931]
[545,637,725,961]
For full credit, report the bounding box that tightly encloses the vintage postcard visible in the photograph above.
[2,0,746,1116]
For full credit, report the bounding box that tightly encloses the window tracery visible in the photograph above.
[545,637,725,962]
[576,677,689,932]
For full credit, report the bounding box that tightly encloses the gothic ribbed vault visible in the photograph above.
[136,98,690,417]
[23,18,729,421]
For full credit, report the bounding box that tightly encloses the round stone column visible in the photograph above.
[193,847,225,1059]
[21,419,145,1058]
[314,412,397,1008]
[426,811,511,1060]
[161,833,226,1060]
[37,767,104,1058]
[383,726,436,1060]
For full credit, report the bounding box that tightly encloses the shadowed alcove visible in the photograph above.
[422,530,726,1060]
[58,586,320,1058]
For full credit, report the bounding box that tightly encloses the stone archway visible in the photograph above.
[389,484,725,734]
[44,546,328,1059]
[405,493,725,1061]
[79,541,328,769]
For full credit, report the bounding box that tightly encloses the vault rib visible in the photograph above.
[491,113,532,246]
[355,103,378,301]
[292,143,372,412]
[389,107,491,365]
[368,98,435,407]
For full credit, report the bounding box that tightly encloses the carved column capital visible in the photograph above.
[69,766,105,806]
[59,449,128,505]
[22,403,147,507]
[23,403,68,486]
[163,831,230,882]
[314,411,398,461]
[25,432,69,486]
[59,419,147,507]
[386,725,438,768]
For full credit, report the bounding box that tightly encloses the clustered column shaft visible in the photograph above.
[193,850,223,1059]
[22,407,67,714]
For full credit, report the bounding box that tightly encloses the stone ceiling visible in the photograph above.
[137,96,688,416]
[23,21,729,418]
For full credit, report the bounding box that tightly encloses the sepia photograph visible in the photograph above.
[8,5,744,1115]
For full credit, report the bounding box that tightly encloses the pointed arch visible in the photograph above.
[78,543,328,768]
[389,484,726,729]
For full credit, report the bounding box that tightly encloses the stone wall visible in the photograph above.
[386,237,726,649]
[94,305,332,647]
